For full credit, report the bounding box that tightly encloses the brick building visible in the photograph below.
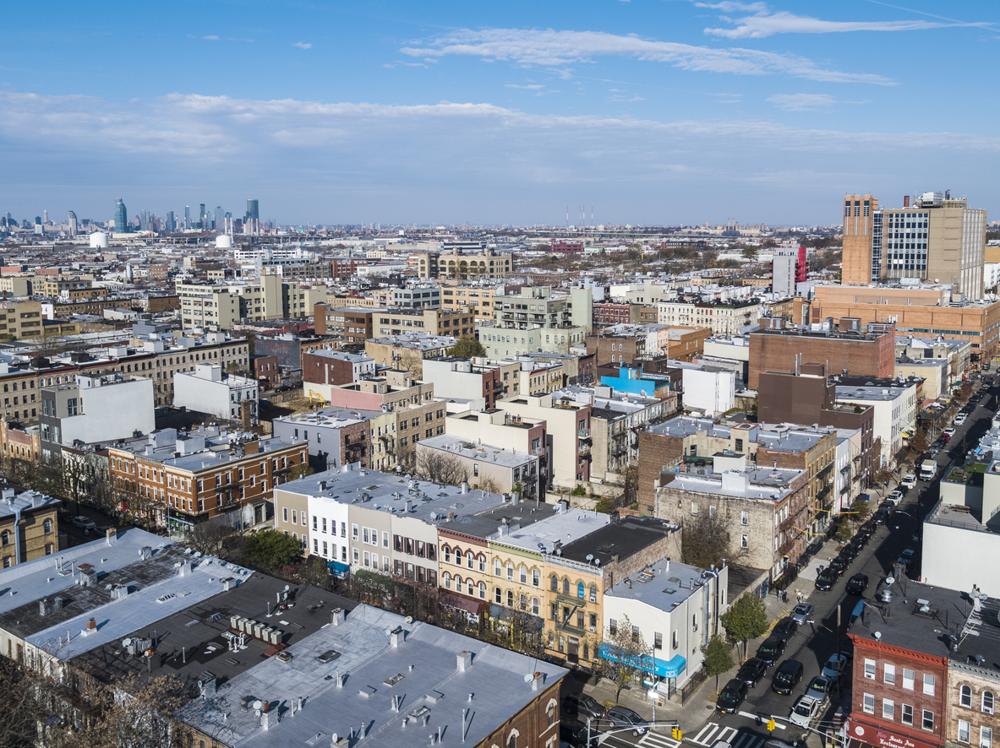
[312,303,375,346]
[748,317,896,389]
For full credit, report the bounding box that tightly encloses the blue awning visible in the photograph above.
[598,643,687,679]
[327,560,350,578]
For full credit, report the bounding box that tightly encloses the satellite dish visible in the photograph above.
[885,576,895,585]
[252,700,263,711]
[874,631,882,640]
[523,673,533,683]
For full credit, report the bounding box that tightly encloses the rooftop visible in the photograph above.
[665,467,803,501]
[757,424,834,453]
[307,350,374,364]
[648,415,755,440]
[275,465,508,524]
[439,500,558,540]
[112,426,301,472]
[605,557,718,613]
[368,334,456,350]
[177,603,568,748]
[0,489,60,520]
[417,435,535,469]
[561,515,679,566]
[494,507,611,554]
[273,407,381,429]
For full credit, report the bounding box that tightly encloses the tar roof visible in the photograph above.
[438,500,557,540]
[417,434,535,468]
[0,528,170,617]
[560,516,678,566]
[70,573,356,690]
[177,603,568,748]
[275,465,508,524]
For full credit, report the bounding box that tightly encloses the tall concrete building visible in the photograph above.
[842,191,987,299]
[113,198,127,233]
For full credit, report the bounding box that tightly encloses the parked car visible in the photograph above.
[756,636,786,667]
[789,695,824,727]
[771,659,804,695]
[814,568,838,591]
[773,617,797,644]
[821,654,850,681]
[716,679,748,713]
[805,675,835,704]
[71,515,97,532]
[900,548,916,562]
[887,490,904,505]
[829,556,849,574]
[737,657,768,687]
[943,427,957,439]
[791,603,815,625]
[955,413,968,425]
[607,706,648,735]
[846,573,869,596]
[562,694,605,722]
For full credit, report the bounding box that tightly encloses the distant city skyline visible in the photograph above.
[1,0,998,225]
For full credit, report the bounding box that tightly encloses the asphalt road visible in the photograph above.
[574,376,1000,748]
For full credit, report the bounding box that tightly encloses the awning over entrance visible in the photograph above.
[597,643,687,679]
[326,560,350,578]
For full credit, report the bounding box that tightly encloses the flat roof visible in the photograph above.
[496,507,610,553]
[648,415,754,440]
[276,465,508,524]
[667,467,801,500]
[440,501,558,540]
[0,489,60,519]
[605,558,714,612]
[0,528,170,617]
[836,385,910,402]
[177,603,568,748]
[274,407,381,429]
[561,516,679,566]
[417,434,535,469]
[757,425,833,453]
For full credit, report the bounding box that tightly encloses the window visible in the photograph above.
[532,569,539,586]
[507,564,514,581]
[863,694,875,714]
[982,727,993,748]
[882,699,895,720]
[740,534,748,549]
[961,685,973,708]
[577,582,585,599]
[43,518,52,534]
[864,659,876,679]
[281,507,288,523]
[654,632,663,650]
[922,710,934,731]
[924,674,936,696]
[495,587,501,604]
[902,668,914,690]
[740,511,749,526]
[550,574,558,591]
[884,663,896,685]
[984,691,995,715]
[520,566,527,584]
[958,720,971,744]
[901,704,913,726]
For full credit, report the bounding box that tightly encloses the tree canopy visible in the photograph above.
[681,511,731,570]
[702,634,735,690]
[721,593,769,657]
[447,336,485,358]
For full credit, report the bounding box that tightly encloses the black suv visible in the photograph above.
[815,567,838,591]
[772,617,797,644]
[756,635,786,667]
[737,657,768,687]
[717,679,748,713]
[846,573,869,596]
[772,658,804,695]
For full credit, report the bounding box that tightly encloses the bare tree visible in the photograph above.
[415,448,469,486]
[600,614,652,703]
[682,511,732,570]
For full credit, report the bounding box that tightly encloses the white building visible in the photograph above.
[772,249,797,297]
[835,379,918,468]
[173,363,259,423]
[602,558,728,695]
[673,361,736,416]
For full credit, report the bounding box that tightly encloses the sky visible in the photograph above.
[1,0,999,227]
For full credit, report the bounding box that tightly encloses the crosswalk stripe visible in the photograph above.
[693,724,720,745]
[732,732,763,748]
[639,732,681,748]
[717,726,739,744]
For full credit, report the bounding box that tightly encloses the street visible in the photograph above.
[570,375,1000,748]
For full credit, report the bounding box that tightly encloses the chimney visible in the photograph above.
[389,626,405,648]
[105,527,117,546]
[331,608,346,626]
[335,671,347,688]
[456,650,473,672]
[38,599,49,617]
[531,671,545,692]
[903,194,910,208]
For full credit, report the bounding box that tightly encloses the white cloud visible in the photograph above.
[505,82,546,91]
[292,41,313,50]
[694,1,767,12]
[201,34,221,41]
[705,10,982,39]
[708,92,743,104]
[767,93,836,111]
[401,27,893,85]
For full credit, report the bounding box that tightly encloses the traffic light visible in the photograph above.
[672,727,684,741]
[767,719,777,733]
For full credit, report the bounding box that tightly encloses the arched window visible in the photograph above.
[545,698,558,727]
[454,549,463,567]
[443,545,452,564]
[562,577,570,595]
[478,582,486,600]
[961,685,973,708]
[467,553,474,569]
[0,530,8,547]
[467,579,474,596]
[477,553,485,571]
[506,563,514,581]
[519,565,527,584]
[43,518,52,534]
[532,568,540,587]
[984,691,995,715]
[507,729,519,748]
[550,574,558,592]
[577,581,585,599]
[531,597,540,616]
[443,572,452,590]
[455,575,464,592]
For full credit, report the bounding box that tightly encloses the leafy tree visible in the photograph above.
[447,336,485,359]
[682,511,731,570]
[721,594,769,658]
[600,614,652,703]
[836,521,854,543]
[850,496,872,521]
[702,635,735,691]
[243,529,302,570]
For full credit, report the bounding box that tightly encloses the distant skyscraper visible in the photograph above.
[214,205,224,231]
[183,204,191,229]
[67,210,78,237]
[165,210,176,233]
[198,203,207,229]
[246,198,259,221]
[114,198,128,233]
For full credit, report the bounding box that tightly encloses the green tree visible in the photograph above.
[243,529,302,570]
[702,635,735,691]
[721,594,769,658]
[850,496,872,521]
[447,336,485,358]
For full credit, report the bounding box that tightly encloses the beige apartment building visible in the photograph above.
[415,249,513,280]
[656,299,762,336]
[440,284,500,321]
[414,434,541,499]
[0,300,43,340]
[176,275,325,330]
[841,191,987,299]
[372,308,476,339]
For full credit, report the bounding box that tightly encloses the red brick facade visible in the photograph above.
[748,327,895,389]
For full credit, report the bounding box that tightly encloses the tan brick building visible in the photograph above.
[0,490,60,568]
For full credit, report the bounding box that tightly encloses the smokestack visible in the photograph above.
[330,608,345,626]
[903,195,910,208]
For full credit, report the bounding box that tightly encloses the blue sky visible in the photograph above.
[1,0,998,226]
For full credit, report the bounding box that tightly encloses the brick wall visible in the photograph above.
[637,431,683,514]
